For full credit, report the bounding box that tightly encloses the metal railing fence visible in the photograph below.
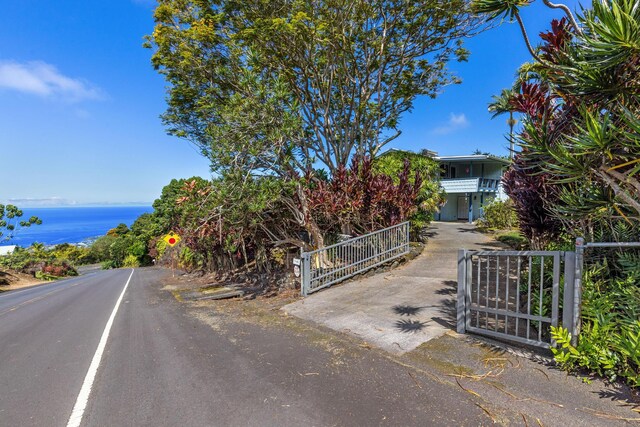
[300,222,410,296]
[457,250,571,348]
[458,238,640,349]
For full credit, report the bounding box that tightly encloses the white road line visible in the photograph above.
[66,269,134,427]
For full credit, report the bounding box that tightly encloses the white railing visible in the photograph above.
[440,177,500,193]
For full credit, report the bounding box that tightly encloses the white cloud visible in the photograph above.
[5,197,78,207]
[432,113,470,135]
[0,60,103,102]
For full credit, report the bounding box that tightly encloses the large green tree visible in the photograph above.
[147,0,483,252]
[147,0,483,176]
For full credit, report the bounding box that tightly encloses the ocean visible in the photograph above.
[3,206,153,247]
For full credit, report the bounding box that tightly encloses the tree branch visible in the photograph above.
[596,167,640,217]
[541,0,583,35]
[514,10,544,63]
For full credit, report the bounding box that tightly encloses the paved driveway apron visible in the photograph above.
[284,222,506,354]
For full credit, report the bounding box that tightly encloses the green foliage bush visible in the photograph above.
[477,199,518,230]
[0,246,37,272]
[551,248,640,388]
[374,150,444,240]
[101,260,118,270]
[179,246,203,270]
[90,227,151,268]
[0,244,87,280]
[35,262,78,280]
[76,155,442,275]
[90,235,117,262]
[51,243,93,265]
[473,0,640,388]
[122,255,140,268]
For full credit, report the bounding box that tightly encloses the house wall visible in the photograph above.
[438,194,459,221]
[496,182,508,201]
[437,192,499,222]
[437,158,508,222]
[441,161,505,180]
[482,162,504,180]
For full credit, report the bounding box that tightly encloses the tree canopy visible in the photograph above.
[147,0,484,176]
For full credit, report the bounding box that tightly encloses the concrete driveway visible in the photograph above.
[283,221,506,354]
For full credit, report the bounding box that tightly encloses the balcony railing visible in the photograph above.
[478,178,500,191]
[440,177,500,193]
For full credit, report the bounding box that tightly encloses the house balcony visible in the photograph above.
[440,178,500,194]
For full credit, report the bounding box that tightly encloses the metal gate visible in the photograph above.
[300,222,410,296]
[456,250,579,348]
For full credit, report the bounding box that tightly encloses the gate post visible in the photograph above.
[301,252,311,296]
[572,238,585,346]
[457,250,467,333]
[562,251,576,335]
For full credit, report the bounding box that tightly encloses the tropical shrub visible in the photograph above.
[552,248,640,388]
[136,155,432,276]
[0,246,39,272]
[501,157,563,249]
[50,243,94,265]
[90,235,118,263]
[306,156,424,236]
[161,173,301,272]
[101,260,118,270]
[90,224,152,268]
[178,246,202,270]
[477,199,518,230]
[475,0,640,235]
[0,244,85,280]
[36,262,78,280]
[374,150,444,239]
[474,0,640,387]
[122,255,141,268]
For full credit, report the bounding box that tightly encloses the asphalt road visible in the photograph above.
[0,268,493,426]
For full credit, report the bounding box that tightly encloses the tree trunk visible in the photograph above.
[296,183,325,250]
[296,182,333,269]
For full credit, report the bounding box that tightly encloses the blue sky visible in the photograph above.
[0,0,582,206]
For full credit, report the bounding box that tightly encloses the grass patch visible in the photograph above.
[495,231,527,250]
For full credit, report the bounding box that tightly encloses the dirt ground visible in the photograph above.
[0,269,45,292]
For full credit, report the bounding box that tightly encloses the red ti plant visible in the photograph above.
[306,156,422,236]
